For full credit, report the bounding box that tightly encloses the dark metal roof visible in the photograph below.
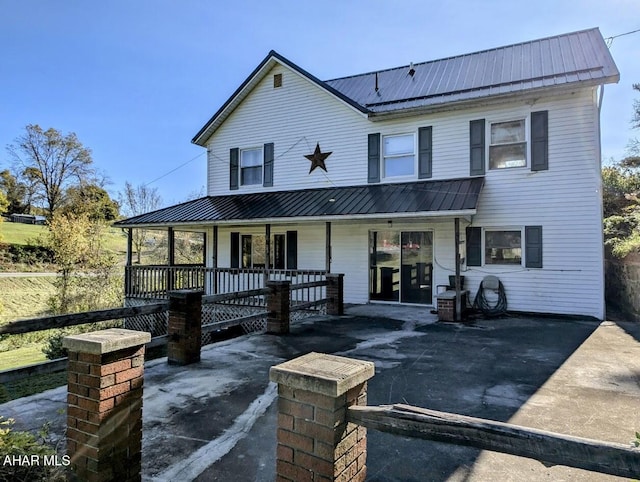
[325,28,619,114]
[192,28,619,144]
[114,177,484,227]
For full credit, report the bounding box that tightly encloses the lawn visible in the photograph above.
[0,276,57,324]
[0,222,47,246]
[0,344,46,369]
[0,221,128,258]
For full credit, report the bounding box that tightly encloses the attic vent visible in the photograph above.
[273,73,283,88]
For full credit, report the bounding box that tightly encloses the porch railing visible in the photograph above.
[125,265,327,300]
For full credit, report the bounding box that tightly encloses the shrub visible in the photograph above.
[41,331,68,360]
[0,417,66,481]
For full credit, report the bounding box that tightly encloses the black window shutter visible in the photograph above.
[230,148,239,190]
[531,111,548,171]
[230,232,240,268]
[525,226,543,268]
[469,119,485,176]
[418,126,433,179]
[466,227,482,266]
[286,231,298,270]
[368,133,381,183]
[263,143,274,187]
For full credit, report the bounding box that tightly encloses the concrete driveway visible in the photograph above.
[2,305,639,481]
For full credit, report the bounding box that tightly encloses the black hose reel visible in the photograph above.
[473,275,508,317]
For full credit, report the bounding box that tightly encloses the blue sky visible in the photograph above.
[1,0,639,208]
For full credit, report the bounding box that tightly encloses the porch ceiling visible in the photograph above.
[113,177,484,228]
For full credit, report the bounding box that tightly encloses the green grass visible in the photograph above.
[0,276,57,324]
[0,222,47,246]
[102,227,128,261]
[0,371,67,403]
[0,344,47,370]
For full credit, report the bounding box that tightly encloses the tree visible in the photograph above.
[0,170,30,214]
[45,213,121,314]
[61,184,120,222]
[7,124,95,219]
[603,83,640,257]
[119,182,162,264]
[633,83,640,130]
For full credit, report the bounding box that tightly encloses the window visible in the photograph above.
[485,230,522,265]
[240,148,262,185]
[231,231,297,270]
[383,134,414,177]
[241,234,266,268]
[489,119,526,169]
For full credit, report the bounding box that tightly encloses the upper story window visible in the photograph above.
[489,119,526,169]
[240,148,263,185]
[383,134,415,178]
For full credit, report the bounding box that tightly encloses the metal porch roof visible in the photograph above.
[114,177,484,228]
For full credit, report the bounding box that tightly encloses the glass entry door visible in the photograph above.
[369,230,433,304]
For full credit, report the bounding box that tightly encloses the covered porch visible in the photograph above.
[114,177,484,320]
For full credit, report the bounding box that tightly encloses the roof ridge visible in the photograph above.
[324,27,601,83]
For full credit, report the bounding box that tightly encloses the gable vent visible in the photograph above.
[273,73,283,88]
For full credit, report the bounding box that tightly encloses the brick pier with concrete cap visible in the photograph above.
[168,289,203,365]
[63,328,150,482]
[270,352,375,482]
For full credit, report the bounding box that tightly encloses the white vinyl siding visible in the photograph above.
[204,67,603,318]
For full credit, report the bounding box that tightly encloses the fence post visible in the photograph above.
[326,273,344,316]
[267,280,290,334]
[63,328,150,482]
[167,289,203,365]
[269,352,374,481]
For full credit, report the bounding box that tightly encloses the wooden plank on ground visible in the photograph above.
[347,404,640,479]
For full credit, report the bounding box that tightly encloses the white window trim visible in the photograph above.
[487,114,530,171]
[381,132,417,181]
[239,146,264,187]
[483,227,524,267]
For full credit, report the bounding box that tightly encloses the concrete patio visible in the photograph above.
[2,305,639,481]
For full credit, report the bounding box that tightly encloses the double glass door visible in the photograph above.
[369,230,433,304]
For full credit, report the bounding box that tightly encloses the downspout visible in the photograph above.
[596,84,606,321]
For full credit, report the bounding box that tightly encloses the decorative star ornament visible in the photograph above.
[304,143,332,174]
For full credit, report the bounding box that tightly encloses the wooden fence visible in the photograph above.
[0,276,332,384]
[347,403,640,478]
[125,265,327,299]
[271,352,640,481]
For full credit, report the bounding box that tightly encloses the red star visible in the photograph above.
[304,143,332,174]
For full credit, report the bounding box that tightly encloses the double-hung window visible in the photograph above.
[240,148,263,186]
[383,134,415,178]
[489,119,526,169]
[484,230,522,265]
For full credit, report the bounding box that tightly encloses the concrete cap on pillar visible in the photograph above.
[270,352,374,397]
[62,328,151,355]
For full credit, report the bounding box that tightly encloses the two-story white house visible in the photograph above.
[116,27,619,320]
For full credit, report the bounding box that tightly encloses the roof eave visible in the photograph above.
[113,208,478,229]
[366,76,620,120]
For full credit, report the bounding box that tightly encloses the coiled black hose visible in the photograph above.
[473,279,508,317]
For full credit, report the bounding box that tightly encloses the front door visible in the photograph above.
[369,230,433,304]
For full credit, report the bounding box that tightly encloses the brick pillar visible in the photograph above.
[267,280,290,334]
[63,328,150,482]
[167,289,203,365]
[326,273,344,316]
[270,352,375,482]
